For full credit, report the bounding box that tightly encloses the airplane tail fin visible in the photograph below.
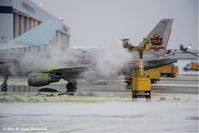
[144,19,173,56]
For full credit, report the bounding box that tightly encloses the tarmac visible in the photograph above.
[0,74,198,133]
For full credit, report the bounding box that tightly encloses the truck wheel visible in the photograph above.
[126,81,131,86]
[183,68,188,71]
[170,74,175,78]
[1,87,7,92]
[151,79,157,84]
[167,74,171,77]
[145,91,151,100]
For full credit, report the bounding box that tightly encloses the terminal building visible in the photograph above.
[0,0,70,52]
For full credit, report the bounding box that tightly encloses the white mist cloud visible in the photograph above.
[18,48,76,74]
[5,41,132,80]
[94,43,131,77]
[80,42,132,80]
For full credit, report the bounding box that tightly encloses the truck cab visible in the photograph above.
[183,64,191,71]
[183,62,199,71]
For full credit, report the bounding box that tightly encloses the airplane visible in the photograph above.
[0,19,176,93]
[0,49,95,93]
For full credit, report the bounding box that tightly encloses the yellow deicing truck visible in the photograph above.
[144,69,160,84]
[121,37,152,100]
[157,65,179,77]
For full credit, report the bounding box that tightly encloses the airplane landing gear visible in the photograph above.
[1,82,7,92]
[1,75,8,92]
[66,79,77,95]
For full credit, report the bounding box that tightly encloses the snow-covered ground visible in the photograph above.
[0,93,198,133]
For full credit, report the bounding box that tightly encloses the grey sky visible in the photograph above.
[33,0,198,49]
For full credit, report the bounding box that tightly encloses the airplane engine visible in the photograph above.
[27,72,59,87]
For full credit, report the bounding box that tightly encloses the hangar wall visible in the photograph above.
[0,0,71,52]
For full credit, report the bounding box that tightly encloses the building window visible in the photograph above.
[35,21,38,26]
[24,17,27,32]
[31,19,35,29]
[20,16,25,34]
[13,14,27,38]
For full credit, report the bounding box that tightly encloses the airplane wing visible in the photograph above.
[122,58,177,75]
[27,65,90,92]
[39,65,90,80]
[144,58,177,70]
